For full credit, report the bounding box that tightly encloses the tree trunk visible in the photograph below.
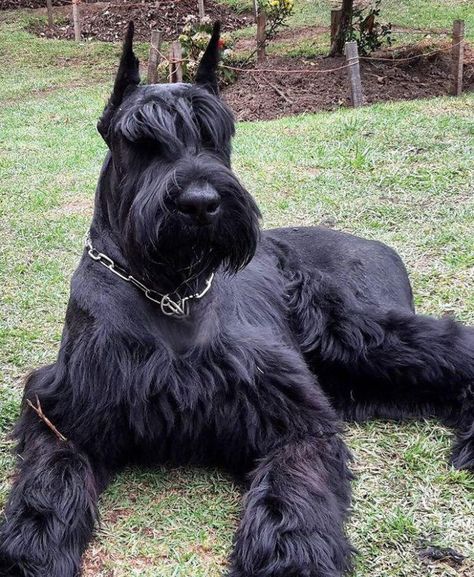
[328,0,353,56]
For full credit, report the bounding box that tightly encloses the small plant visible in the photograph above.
[158,15,238,85]
[348,0,392,55]
[259,0,295,43]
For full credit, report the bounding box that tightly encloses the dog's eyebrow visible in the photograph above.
[116,87,235,157]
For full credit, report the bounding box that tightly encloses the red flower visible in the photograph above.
[218,38,225,49]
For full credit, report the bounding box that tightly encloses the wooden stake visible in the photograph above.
[72,0,81,42]
[198,0,205,19]
[174,42,183,83]
[147,30,162,84]
[256,11,266,64]
[345,40,363,107]
[253,0,258,22]
[169,41,183,83]
[46,0,54,27]
[450,19,465,96]
[330,9,342,45]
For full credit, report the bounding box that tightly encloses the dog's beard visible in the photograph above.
[123,165,261,291]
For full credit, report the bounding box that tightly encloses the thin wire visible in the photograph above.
[156,40,462,77]
[360,41,462,62]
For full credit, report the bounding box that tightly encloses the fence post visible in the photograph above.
[345,40,363,107]
[450,19,465,96]
[72,0,81,42]
[256,11,266,64]
[330,9,342,45]
[169,41,183,83]
[253,0,258,22]
[198,0,205,19]
[46,0,54,27]
[147,30,162,84]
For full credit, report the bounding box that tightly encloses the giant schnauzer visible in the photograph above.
[0,22,473,577]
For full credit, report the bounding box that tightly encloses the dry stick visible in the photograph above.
[198,0,205,19]
[27,396,67,442]
[147,30,162,84]
[46,0,54,27]
[345,40,363,107]
[260,74,293,104]
[72,0,81,42]
[450,19,465,96]
[256,11,266,64]
[330,9,342,45]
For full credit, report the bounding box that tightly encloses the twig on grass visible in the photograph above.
[26,395,67,442]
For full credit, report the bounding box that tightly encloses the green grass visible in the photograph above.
[1,6,474,577]
[285,0,474,35]
[221,0,474,53]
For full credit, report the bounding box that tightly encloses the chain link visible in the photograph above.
[84,233,214,317]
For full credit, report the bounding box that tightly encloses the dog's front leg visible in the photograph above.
[229,434,353,577]
[0,431,105,577]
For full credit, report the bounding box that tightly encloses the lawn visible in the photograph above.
[222,0,474,33]
[0,3,473,577]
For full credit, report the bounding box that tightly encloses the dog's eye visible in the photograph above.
[131,137,163,157]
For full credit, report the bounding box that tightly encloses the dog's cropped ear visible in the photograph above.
[195,22,221,95]
[97,22,140,144]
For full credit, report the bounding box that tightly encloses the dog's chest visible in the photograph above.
[127,325,315,468]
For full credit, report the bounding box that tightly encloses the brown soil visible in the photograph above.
[222,46,474,121]
[27,0,253,42]
[0,0,69,8]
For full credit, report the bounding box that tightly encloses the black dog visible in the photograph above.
[1,22,473,577]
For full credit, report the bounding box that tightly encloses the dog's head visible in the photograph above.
[96,23,260,290]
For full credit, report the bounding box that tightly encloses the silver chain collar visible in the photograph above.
[85,234,214,317]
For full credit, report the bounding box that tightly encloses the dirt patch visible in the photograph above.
[27,0,253,42]
[50,198,94,217]
[0,0,69,8]
[222,46,474,121]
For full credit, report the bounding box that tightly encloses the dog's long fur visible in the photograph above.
[1,22,473,577]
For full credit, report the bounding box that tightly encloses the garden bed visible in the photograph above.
[1,0,69,8]
[26,0,253,41]
[223,46,474,121]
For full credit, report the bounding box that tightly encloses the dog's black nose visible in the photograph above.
[178,184,221,224]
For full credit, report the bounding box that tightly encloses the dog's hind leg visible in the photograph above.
[289,270,474,471]
[229,434,353,577]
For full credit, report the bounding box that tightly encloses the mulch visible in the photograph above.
[24,0,253,41]
[222,47,474,121]
[1,0,70,9]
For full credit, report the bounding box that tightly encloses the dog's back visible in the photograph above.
[264,226,414,312]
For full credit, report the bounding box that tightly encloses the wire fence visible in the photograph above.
[156,18,466,106]
[157,40,463,77]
